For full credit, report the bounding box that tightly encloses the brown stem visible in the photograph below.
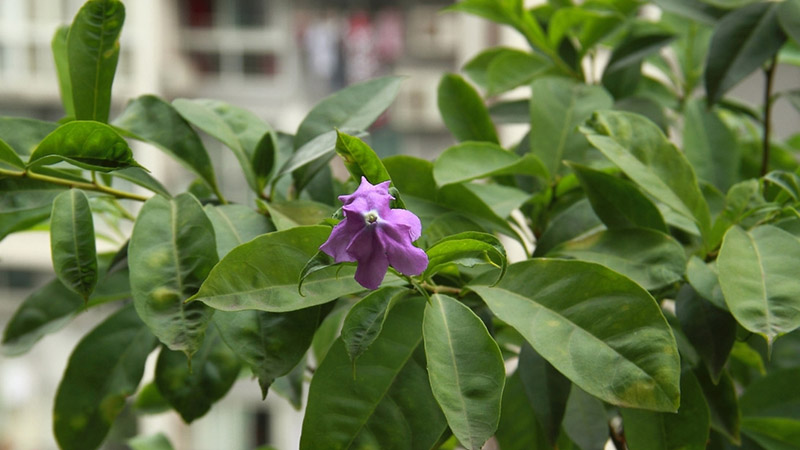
[420,282,462,296]
[761,55,778,177]
[0,167,149,202]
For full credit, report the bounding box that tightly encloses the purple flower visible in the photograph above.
[320,177,428,290]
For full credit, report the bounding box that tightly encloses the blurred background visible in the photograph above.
[0,0,798,449]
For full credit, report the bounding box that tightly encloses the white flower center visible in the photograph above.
[363,209,380,226]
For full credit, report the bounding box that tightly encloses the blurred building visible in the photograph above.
[0,1,493,449]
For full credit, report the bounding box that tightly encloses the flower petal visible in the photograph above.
[339,177,393,217]
[346,227,390,289]
[383,208,422,241]
[319,217,362,262]
[378,222,428,276]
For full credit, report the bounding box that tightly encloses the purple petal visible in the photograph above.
[378,222,428,276]
[338,177,393,216]
[319,217,362,262]
[382,208,422,241]
[346,227,390,289]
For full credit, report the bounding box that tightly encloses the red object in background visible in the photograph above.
[344,11,378,84]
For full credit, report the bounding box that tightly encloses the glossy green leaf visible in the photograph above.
[52,25,75,117]
[133,382,170,415]
[0,177,68,214]
[1,260,129,356]
[204,204,273,257]
[172,98,271,192]
[549,228,686,290]
[683,99,739,191]
[695,367,741,444]
[568,162,667,232]
[444,0,549,51]
[0,117,58,156]
[709,179,765,250]
[530,77,613,178]
[423,294,504,449]
[562,387,609,450]
[300,298,448,450]
[0,206,51,241]
[704,2,786,105]
[533,198,604,257]
[740,368,800,448]
[676,285,736,382]
[50,189,97,298]
[67,0,124,122]
[277,129,365,188]
[311,304,347,365]
[518,344,571,446]
[29,121,141,172]
[191,226,364,312]
[129,193,217,356]
[128,433,174,450]
[549,6,628,53]
[334,131,391,183]
[54,304,157,450]
[267,199,333,227]
[718,225,800,345]
[214,306,320,399]
[486,49,551,96]
[463,183,529,219]
[113,95,221,197]
[779,0,800,45]
[686,256,726,310]
[496,372,550,450]
[433,141,547,186]
[271,357,305,410]
[622,371,710,450]
[295,76,403,148]
[582,110,712,242]
[155,324,241,423]
[602,29,675,99]
[111,167,170,197]
[470,259,680,411]
[341,286,411,362]
[0,138,25,171]
[424,232,507,285]
[463,47,517,90]
[438,73,499,144]
[488,99,529,124]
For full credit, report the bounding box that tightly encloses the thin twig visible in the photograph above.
[761,54,779,177]
[0,167,149,202]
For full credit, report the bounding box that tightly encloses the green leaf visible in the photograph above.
[676,285,736,382]
[113,95,222,197]
[582,110,712,243]
[133,382,170,415]
[695,367,741,444]
[0,117,58,156]
[128,433,174,450]
[155,324,241,423]
[437,73,499,144]
[0,138,25,171]
[311,304,347,365]
[295,76,403,149]
[1,260,129,356]
[29,121,141,172]
[191,226,365,312]
[486,49,551,96]
[129,193,217,356]
[686,256,726,310]
[334,131,391,183]
[518,344,571,446]
[488,99,530,124]
[50,189,98,299]
[683,99,739,191]
[569,162,667,232]
[704,2,787,105]
[53,304,157,450]
[214,307,320,399]
[111,167,170,197]
[172,98,271,193]
[276,129,366,190]
[67,0,124,122]
[718,225,800,346]
[444,0,549,51]
[470,259,680,411]
[341,286,411,362]
[548,228,686,290]
[709,179,765,250]
[530,77,613,178]
[423,294,504,450]
[300,298,448,450]
[533,198,604,257]
[622,371,710,450]
[204,204,273,258]
[51,25,75,118]
[779,0,800,45]
[740,368,800,448]
[424,231,507,285]
[271,357,305,409]
[433,141,547,186]
[562,387,609,450]
[463,47,516,90]
[496,372,550,450]
[601,29,675,99]
[0,206,51,241]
